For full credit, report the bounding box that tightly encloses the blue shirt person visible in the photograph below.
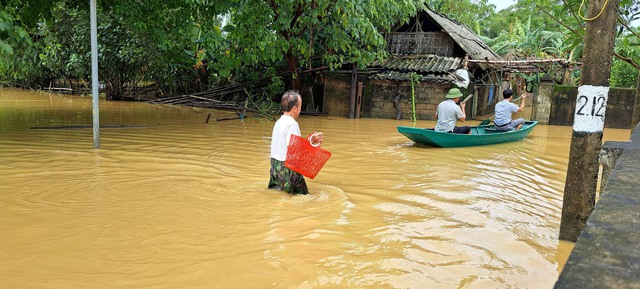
[494,89,527,131]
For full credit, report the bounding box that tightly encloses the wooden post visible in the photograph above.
[559,0,620,242]
[349,64,358,119]
[355,81,363,118]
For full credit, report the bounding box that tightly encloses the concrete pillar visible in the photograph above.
[532,75,554,124]
[632,75,640,133]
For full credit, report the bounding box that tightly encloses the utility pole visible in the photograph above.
[90,0,100,148]
[559,0,620,241]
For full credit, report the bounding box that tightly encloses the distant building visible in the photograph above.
[322,8,503,120]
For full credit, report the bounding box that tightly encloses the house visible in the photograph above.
[322,8,503,120]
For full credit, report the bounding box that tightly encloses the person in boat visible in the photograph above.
[268,91,323,195]
[434,88,471,134]
[494,89,527,131]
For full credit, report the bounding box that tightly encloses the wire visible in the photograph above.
[578,0,611,21]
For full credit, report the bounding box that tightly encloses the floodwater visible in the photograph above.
[0,88,631,289]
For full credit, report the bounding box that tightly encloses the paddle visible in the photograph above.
[478,117,493,126]
[459,94,473,104]
[478,95,524,126]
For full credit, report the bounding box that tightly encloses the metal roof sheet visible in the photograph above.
[371,55,462,74]
[368,71,455,82]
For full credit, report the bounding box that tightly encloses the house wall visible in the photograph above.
[323,71,452,120]
[364,79,450,120]
[533,81,637,129]
[323,72,352,117]
[386,32,454,56]
[325,72,639,129]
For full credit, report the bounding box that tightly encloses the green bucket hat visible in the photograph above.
[446,88,463,99]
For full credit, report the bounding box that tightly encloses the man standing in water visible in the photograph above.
[435,88,471,134]
[269,91,323,195]
[494,88,527,131]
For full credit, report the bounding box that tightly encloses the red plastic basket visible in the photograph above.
[285,134,332,179]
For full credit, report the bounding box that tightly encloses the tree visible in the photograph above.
[508,0,638,86]
[454,0,638,87]
[38,1,91,84]
[209,0,425,90]
[426,0,495,36]
[2,0,231,98]
[0,4,45,86]
[611,30,639,87]
[94,1,208,100]
[483,15,567,59]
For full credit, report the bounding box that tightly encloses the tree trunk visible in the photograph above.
[285,52,301,91]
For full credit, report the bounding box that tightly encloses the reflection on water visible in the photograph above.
[0,89,631,288]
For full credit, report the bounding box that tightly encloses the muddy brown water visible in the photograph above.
[0,89,631,288]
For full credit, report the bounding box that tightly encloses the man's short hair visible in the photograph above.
[503,89,514,99]
[281,91,301,112]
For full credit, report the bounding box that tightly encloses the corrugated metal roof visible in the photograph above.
[368,54,461,81]
[371,54,461,73]
[369,71,455,82]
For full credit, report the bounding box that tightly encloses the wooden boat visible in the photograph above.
[397,121,538,148]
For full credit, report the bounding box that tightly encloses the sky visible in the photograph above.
[486,0,517,11]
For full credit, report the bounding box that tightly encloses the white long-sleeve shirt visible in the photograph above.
[270,115,301,161]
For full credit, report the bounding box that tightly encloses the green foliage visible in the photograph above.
[483,15,570,59]
[266,76,285,99]
[473,0,576,59]
[619,0,640,24]
[0,5,44,86]
[95,1,209,100]
[611,31,639,88]
[98,13,153,99]
[447,0,638,86]
[38,2,90,81]
[1,0,67,28]
[1,0,232,96]
[0,10,18,55]
[431,0,586,86]
[0,40,46,87]
[245,84,282,120]
[209,0,424,89]
[610,58,639,88]
[2,0,637,96]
